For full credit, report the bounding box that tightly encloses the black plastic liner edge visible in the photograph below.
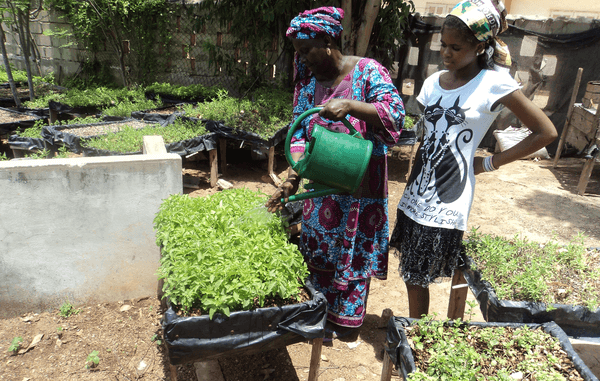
[161,278,327,365]
[208,120,290,148]
[462,259,600,338]
[385,317,599,381]
[0,106,46,135]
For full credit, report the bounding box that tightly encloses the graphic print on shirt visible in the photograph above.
[406,96,473,204]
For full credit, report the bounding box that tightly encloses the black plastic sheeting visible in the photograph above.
[209,120,290,148]
[7,135,47,153]
[48,100,102,117]
[161,279,327,365]
[42,116,219,157]
[385,316,599,381]
[462,262,600,338]
[0,107,46,135]
[144,91,210,105]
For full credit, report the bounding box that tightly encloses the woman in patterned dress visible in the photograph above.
[266,7,405,339]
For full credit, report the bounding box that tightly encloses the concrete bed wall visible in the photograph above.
[0,154,182,318]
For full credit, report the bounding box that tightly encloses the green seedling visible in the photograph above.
[151,334,162,346]
[59,300,81,318]
[8,337,23,354]
[86,350,100,369]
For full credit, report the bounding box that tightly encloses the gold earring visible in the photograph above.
[327,48,331,56]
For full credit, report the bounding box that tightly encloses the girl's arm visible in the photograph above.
[475,89,558,174]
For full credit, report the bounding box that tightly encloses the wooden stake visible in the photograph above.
[447,269,468,320]
[209,148,218,187]
[554,68,583,167]
[380,351,394,381]
[307,338,323,381]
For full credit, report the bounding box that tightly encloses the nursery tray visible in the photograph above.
[0,107,45,135]
[161,279,327,365]
[463,261,600,338]
[384,317,599,381]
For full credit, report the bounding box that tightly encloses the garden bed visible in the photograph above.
[155,189,325,365]
[462,232,600,337]
[384,316,598,380]
[0,107,45,135]
[42,119,160,154]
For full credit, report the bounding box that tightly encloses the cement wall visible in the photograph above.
[0,154,182,318]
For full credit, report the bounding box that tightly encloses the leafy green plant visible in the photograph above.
[8,336,22,354]
[182,87,292,139]
[82,117,207,153]
[15,119,45,138]
[154,188,309,318]
[151,334,162,346]
[465,229,600,311]
[85,350,100,369]
[406,315,579,380]
[58,300,81,318]
[145,82,222,101]
[0,152,8,161]
[101,97,162,117]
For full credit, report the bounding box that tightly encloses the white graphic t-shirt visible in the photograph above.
[398,69,520,231]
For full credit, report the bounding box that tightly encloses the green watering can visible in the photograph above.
[282,107,373,203]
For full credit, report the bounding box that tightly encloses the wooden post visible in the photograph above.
[219,138,227,176]
[447,269,468,320]
[406,143,417,180]
[554,68,584,167]
[268,146,282,186]
[209,148,218,187]
[49,108,58,125]
[576,104,600,195]
[307,338,323,381]
[380,350,394,381]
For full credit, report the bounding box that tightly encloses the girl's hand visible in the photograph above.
[473,156,485,175]
[266,177,301,213]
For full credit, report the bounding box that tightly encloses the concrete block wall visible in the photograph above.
[0,154,182,318]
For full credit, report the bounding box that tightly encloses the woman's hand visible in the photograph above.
[266,177,301,213]
[318,98,352,121]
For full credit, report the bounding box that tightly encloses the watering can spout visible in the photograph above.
[281,108,373,203]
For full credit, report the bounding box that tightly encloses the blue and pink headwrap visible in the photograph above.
[286,7,344,40]
[286,7,345,81]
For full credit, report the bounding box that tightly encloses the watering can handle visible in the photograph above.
[284,107,363,168]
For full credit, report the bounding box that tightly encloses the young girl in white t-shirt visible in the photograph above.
[390,0,558,318]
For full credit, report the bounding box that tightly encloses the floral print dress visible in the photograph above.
[291,58,404,327]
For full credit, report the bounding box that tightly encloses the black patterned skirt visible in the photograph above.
[389,209,466,288]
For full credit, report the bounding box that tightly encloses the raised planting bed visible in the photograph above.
[382,315,598,381]
[462,231,600,337]
[8,120,52,158]
[42,118,161,155]
[154,189,326,370]
[0,107,46,136]
[144,82,221,105]
[73,116,217,157]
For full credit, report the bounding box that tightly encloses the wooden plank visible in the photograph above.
[577,146,599,195]
[380,351,394,381]
[566,125,591,152]
[209,149,218,187]
[447,269,468,320]
[307,338,323,381]
[553,68,583,167]
[268,145,282,186]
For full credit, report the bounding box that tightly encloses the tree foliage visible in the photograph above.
[46,0,173,86]
[193,0,414,89]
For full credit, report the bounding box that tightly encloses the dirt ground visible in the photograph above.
[1,144,600,381]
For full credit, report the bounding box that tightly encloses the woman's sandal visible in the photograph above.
[323,323,359,342]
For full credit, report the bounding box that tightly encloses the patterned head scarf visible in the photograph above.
[449,0,511,71]
[286,7,345,81]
